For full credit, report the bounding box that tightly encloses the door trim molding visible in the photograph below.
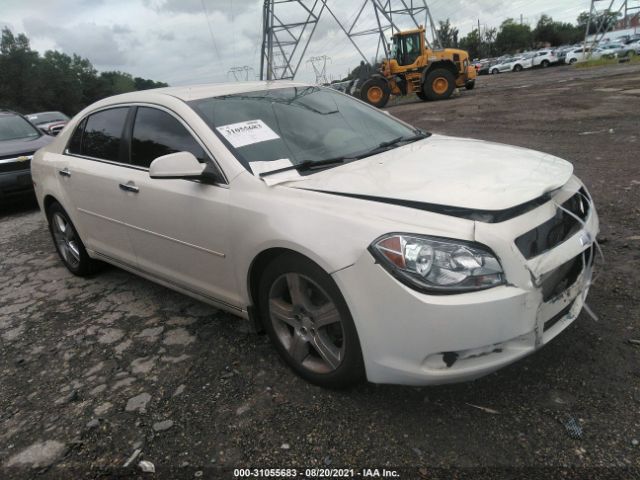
[92,250,245,316]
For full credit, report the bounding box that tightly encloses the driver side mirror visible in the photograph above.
[149,151,223,184]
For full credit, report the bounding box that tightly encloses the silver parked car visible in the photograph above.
[26,111,70,136]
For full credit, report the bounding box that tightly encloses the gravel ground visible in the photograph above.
[1,63,639,479]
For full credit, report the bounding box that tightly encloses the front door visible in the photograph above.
[119,106,238,307]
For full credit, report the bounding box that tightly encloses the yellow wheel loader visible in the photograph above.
[360,27,477,108]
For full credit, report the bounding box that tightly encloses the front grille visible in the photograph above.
[515,189,590,259]
[0,151,34,161]
[540,246,593,302]
[0,158,31,174]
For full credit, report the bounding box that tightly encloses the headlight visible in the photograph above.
[369,233,504,294]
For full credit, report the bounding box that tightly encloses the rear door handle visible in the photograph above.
[119,182,139,193]
[58,168,71,177]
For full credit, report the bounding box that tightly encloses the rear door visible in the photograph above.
[61,107,137,265]
[117,106,238,307]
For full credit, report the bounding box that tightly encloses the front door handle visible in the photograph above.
[119,182,139,193]
[58,168,71,177]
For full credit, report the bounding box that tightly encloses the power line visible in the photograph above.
[201,0,221,61]
[227,65,255,81]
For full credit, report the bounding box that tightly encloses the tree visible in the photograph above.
[577,10,623,35]
[134,77,169,90]
[436,19,459,48]
[459,29,481,59]
[533,14,583,46]
[0,27,39,111]
[494,19,533,53]
[0,27,169,115]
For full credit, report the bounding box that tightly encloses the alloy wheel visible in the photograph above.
[52,212,81,268]
[268,273,345,374]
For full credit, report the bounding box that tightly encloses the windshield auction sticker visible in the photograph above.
[216,119,280,148]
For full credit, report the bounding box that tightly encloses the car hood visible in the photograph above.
[0,135,53,156]
[285,134,573,213]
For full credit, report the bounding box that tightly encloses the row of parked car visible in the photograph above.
[475,34,640,74]
[0,110,69,200]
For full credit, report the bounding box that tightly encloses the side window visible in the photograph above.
[82,108,129,162]
[131,107,207,168]
[67,118,86,154]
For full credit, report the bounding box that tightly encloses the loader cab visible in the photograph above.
[392,29,424,66]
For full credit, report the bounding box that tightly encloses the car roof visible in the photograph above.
[111,80,312,103]
[0,109,20,117]
[28,111,66,115]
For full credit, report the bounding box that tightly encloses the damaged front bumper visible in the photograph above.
[332,176,599,385]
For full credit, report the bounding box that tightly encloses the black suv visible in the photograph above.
[0,109,53,199]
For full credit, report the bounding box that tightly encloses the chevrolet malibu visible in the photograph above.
[31,82,599,388]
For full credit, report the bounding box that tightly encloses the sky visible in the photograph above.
[0,0,595,85]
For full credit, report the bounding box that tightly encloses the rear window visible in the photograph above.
[81,108,129,162]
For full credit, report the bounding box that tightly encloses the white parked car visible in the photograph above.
[565,46,603,64]
[532,50,558,67]
[31,82,599,387]
[490,54,534,73]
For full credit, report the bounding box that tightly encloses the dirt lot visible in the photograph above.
[1,63,639,479]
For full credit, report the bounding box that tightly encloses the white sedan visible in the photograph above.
[490,54,534,73]
[565,46,603,64]
[31,82,599,387]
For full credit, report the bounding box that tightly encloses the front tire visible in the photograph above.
[423,68,456,101]
[258,253,365,388]
[359,77,390,108]
[541,60,550,68]
[47,202,101,276]
[465,80,475,90]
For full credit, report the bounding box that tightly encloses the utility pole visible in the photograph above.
[477,18,482,58]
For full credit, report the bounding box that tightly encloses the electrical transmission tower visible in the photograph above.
[227,66,256,82]
[260,0,327,80]
[583,0,640,47]
[307,55,331,84]
[260,0,440,80]
[323,0,440,63]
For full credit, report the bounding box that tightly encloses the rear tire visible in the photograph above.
[258,253,365,389]
[416,90,428,101]
[359,77,390,108]
[513,64,523,72]
[423,68,456,101]
[46,202,101,276]
[541,60,550,68]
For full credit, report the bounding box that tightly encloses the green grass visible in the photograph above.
[574,54,640,68]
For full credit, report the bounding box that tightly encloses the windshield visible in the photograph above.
[189,86,419,170]
[0,115,41,141]
[27,112,69,125]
